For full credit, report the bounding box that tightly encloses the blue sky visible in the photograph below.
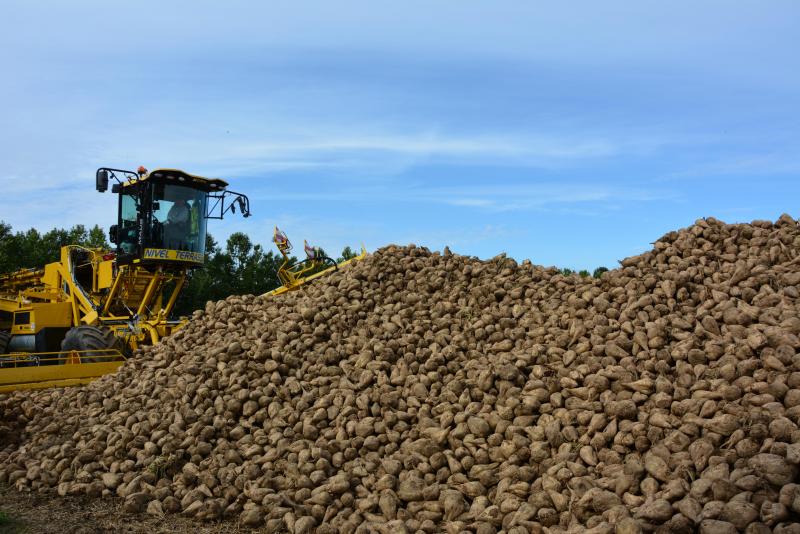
[1,1,798,270]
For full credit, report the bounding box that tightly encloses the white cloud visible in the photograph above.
[237,180,669,214]
[428,183,671,212]
[0,182,116,233]
[224,134,619,160]
[81,131,629,181]
[663,152,800,180]
[0,125,672,215]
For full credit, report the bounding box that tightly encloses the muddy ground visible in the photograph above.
[0,485,245,534]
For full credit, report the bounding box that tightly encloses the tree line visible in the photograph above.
[170,233,357,316]
[0,222,357,317]
[0,222,108,274]
[561,267,609,279]
[0,221,608,317]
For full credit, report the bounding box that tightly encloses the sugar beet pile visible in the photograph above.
[4,216,800,534]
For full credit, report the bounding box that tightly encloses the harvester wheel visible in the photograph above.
[61,326,123,363]
[0,330,9,354]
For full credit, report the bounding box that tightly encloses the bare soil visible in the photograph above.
[0,485,246,534]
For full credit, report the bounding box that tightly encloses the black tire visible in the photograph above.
[0,331,10,355]
[61,326,123,363]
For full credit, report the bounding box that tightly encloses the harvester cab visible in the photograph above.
[96,167,250,266]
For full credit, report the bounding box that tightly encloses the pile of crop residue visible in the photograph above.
[3,215,800,534]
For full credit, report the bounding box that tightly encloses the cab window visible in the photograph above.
[119,193,138,255]
[149,183,207,253]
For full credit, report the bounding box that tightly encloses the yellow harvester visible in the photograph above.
[0,167,250,392]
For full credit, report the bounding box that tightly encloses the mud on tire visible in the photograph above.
[60,326,123,363]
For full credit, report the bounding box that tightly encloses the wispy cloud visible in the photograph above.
[383,223,518,255]
[664,152,800,181]
[0,126,674,196]
[205,129,682,173]
[424,183,670,212]
[99,136,581,180]
[238,180,671,213]
[0,182,116,233]
[226,133,619,160]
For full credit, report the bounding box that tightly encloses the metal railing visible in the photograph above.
[0,348,126,367]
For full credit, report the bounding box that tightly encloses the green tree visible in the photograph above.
[0,221,112,273]
[171,232,289,317]
[578,269,591,278]
[338,246,358,263]
[1,221,366,319]
[86,225,110,249]
[593,266,609,278]
[227,232,253,272]
[0,222,15,273]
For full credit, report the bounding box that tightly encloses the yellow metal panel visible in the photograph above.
[0,361,124,393]
[0,377,95,392]
[98,260,114,289]
[83,310,99,324]
[30,302,73,330]
[0,298,20,314]
[42,262,61,289]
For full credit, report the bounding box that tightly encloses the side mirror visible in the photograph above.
[109,225,119,244]
[96,170,109,192]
